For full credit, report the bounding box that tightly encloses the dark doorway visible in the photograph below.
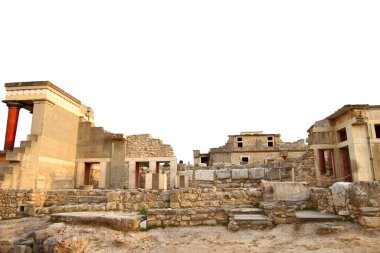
[340,147,353,182]
[84,163,91,185]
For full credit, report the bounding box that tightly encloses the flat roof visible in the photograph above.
[5,81,81,104]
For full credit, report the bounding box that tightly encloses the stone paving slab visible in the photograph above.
[51,212,144,232]
[295,211,343,222]
[233,214,273,221]
[231,208,263,214]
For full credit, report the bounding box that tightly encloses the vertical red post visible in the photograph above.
[156,161,160,173]
[135,162,140,188]
[4,102,22,151]
[318,150,325,174]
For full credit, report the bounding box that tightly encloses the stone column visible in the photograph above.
[4,102,23,150]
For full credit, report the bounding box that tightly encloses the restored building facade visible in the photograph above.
[0,81,177,190]
[308,104,380,185]
[194,131,306,166]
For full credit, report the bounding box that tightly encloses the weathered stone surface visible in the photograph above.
[231,169,248,180]
[358,216,380,228]
[50,212,143,232]
[9,245,32,253]
[316,224,345,235]
[43,235,88,253]
[360,207,380,217]
[194,170,214,181]
[0,240,14,253]
[33,223,66,244]
[248,168,265,179]
[348,181,380,208]
[216,169,230,180]
[330,182,351,208]
[263,181,310,202]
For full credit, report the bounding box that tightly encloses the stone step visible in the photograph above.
[27,134,38,142]
[50,212,144,232]
[295,211,343,223]
[20,141,32,148]
[228,214,274,231]
[230,208,263,215]
[359,207,380,216]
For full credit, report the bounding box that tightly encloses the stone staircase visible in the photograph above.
[227,207,274,231]
[0,135,38,189]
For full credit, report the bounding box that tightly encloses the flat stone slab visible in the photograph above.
[231,208,263,214]
[295,211,343,222]
[233,214,273,222]
[51,212,144,232]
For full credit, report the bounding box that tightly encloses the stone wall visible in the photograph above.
[180,167,267,188]
[125,134,175,158]
[0,189,45,220]
[147,208,228,227]
[106,188,262,212]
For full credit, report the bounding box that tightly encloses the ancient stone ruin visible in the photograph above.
[1,82,380,252]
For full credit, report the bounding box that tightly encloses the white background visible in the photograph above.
[0,0,379,163]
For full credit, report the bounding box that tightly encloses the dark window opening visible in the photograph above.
[267,136,273,141]
[242,157,249,162]
[201,157,209,164]
[238,142,243,148]
[268,142,274,147]
[338,128,347,142]
[19,206,25,212]
[375,125,380,138]
[237,137,242,141]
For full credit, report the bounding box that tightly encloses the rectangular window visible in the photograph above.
[237,137,242,141]
[238,142,243,148]
[338,128,347,142]
[242,157,249,163]
[267,136,274,147]
[375,124,380,138]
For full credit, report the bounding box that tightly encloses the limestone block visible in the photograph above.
[216,169,231,180]
[358,216,380,228]
[249,168,265,179]
[316,224,345,235]
[232,169,248,180]
[195,170,214,181]
[330,182,351,208]
[43,235,88,253]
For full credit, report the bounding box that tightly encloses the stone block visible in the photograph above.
[316,224,345,235]
[43,235,88,253]
[216,169,231,180]
[358,216,380,228]
[249,168,265,179]
[195,170,214,181]
[232,169,248,180]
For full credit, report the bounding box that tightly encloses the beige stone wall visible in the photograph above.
[76,122,113,159]
[125,134,175,158]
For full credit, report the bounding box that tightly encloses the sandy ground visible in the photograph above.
[1,217,380,253]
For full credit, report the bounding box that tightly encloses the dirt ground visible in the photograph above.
[1,217,380,253]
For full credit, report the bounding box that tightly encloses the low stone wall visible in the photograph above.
[310,188,334,214]
[180,167,266,189]
[0,189,39,219]
[43,189,109,206]
[147,208,228,227]
[106,188,263,212]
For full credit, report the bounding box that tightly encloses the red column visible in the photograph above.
[326,150,333,169]
[4,102,22,151]
[318,150,325,174]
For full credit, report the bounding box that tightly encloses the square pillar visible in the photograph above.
[128,161,136,189]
